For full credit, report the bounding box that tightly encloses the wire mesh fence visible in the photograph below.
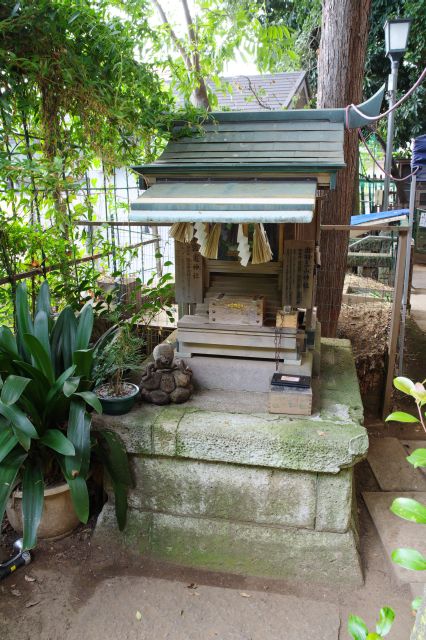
[319,224,408,418]
[359,175,399,214]
[0,152,176,326]
[74,166,175,282]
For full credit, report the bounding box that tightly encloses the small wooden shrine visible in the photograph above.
[131,88,384,415]
[94,87,387,586]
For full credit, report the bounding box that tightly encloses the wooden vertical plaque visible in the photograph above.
[282,240,315,308]
[175,239,204,305]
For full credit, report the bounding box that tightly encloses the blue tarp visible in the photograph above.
[351,209,409,225]
[413,134,426,180]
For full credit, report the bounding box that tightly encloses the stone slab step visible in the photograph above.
[401,440,426,456]
[367,437,426,491]
[401,441,426,487]
[363,491,426,584]
[65,575,341,640]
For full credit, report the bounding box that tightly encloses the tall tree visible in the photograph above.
[315,0,372,337]
[140,0,295,109]
[151,0,211,108]
[364,0,426,150]
[261,0,425,147]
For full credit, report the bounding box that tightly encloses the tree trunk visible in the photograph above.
[192,80,211,110]
[315,0,372,337]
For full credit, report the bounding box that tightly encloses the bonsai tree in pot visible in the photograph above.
[91,266,176,415]
[93,324,142,415]
[0,281,131,549]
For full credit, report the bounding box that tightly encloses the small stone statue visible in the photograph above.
[140,344,193,405]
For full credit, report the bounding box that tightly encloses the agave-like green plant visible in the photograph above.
[0,281,131,549]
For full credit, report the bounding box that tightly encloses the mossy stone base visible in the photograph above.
[95,505,363,586]
[95,339,367,585]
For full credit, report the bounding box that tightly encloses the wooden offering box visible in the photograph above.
[209,294,264,326]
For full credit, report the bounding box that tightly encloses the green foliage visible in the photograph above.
[364,0,426,150]
[391,548,426,571]
[93,324,143,396]
[256,0,320,82]
[0,0,179,320]
[348,376,426,635]
[91,266,174,395]
[128,0,295,108]
[385,373,426,616]
[0,282,131,548]
[257,0,425,148]
[407,448,426,468]
[348,607,395,639]
[0,0,173,165]
[390,497,426,523]
[386,410,419,423]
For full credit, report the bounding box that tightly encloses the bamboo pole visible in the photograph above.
[0,239,158,286]
[73,220,163,227]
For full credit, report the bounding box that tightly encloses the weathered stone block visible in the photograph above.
[152,406,185,456]
[129,457,317,529]
[315,468,353,532]
[94,505,363,586]
[94,340,367,474]
[175,410,367,474]
[92,403,157,454]
[97,403,367,473]
[321,340,361,400]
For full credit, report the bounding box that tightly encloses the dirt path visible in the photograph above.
[0,472,415,640]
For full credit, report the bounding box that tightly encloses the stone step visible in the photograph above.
[363,491,426,584]
[410,582,425,600]
[65,575,342,640]
[367,437,426,491]
[401,441,426,487]
[401,440,426,456]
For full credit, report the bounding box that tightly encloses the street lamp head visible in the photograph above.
[384,18,412,61]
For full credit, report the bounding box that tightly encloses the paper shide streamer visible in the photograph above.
[237,224,251,266]
[171,221,273,265]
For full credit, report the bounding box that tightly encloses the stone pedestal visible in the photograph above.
[93,339,367,586]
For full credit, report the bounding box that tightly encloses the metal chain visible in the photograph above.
[274,326,282,372]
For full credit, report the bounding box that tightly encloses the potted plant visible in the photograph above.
[91,266,176,415]
[0,281,131,550]
[93,324,142,415]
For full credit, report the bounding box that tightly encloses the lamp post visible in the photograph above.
[382,18,412,211]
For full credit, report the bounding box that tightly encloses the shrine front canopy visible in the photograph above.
[130,180,316,224]
[130,85,384,225]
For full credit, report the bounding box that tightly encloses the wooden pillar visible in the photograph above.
[382,228,408,419]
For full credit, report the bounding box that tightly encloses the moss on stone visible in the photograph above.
[95,507,363,586]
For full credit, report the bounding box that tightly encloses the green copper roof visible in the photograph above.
[132,85,384,177]
[136,118,345,175]
[130,180,316,224]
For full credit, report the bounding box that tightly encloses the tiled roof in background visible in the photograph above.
[207,72,308,111]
